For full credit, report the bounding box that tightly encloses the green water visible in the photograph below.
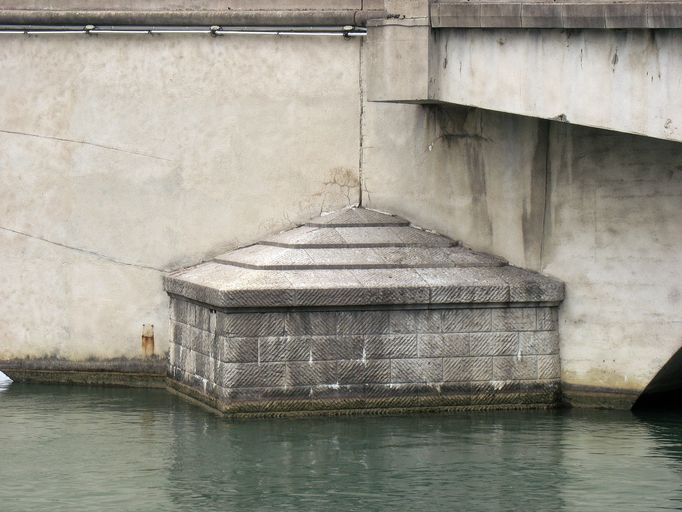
[1,384,681,511]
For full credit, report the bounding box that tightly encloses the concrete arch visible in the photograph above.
[633,345,682,409]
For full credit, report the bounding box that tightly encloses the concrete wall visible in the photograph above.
[544,122,682,401]
[0,34,361,361]
[363,101,682,404]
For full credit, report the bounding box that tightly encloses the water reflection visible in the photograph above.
[1,385,681,511]
[166,412,567,511]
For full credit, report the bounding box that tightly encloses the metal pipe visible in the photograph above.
[0,24,367,37]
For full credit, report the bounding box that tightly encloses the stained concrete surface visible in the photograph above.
[0,34,361,360]
[368,24,682,143]
[1,15,681,408]
[363,100,682,406]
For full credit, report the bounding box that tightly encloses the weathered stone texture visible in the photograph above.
[168,297,560,414]
[166,208,563,414]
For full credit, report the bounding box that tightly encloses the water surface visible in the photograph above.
[1,384,681,511]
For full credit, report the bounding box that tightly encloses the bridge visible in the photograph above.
[0,0,680,410]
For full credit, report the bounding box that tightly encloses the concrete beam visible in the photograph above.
[367,24,682,142]
[432,1,682,29]
[0,0,386,26]
[366,20,435,102]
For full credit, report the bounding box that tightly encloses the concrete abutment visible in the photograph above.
[0,1,680,412]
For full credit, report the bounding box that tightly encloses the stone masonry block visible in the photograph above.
[493,356,538,380]
[469,332,518,356]
[217,362,285,388]
[338,310,389,335]
[389,310,417,334]
[183,348,197,375]
[190,325,215,356]
[171,299,214,332]
[259,337,311,363]
[286,361,337,387]
[391,359,443,383]
[169,342,179,367]
[194,352,214,380]
[217,312,285,337]
[170,298,193,325]
[286,311,338,336]
[491,308,536,331]
[536,308,559,331]
[443,357,493,382]
[194,305,214,332]
[338,360,391,385]
[217,336,259,363]
[175,344,190,371]
[171,320,188,348]
[442,309,492,332]
[430,284,509,304]
[538,355,561,379]
[519,332,559,356]
[312,336,364,361]
[364,334,417,359]
[418,333,468,358]
[415,310,442,333]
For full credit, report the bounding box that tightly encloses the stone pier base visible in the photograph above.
[165,207,564,416]
[168,298,561,416]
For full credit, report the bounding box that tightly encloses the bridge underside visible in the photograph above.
[363,2,682,409]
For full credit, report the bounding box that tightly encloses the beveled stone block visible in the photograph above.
[519,332,559,356]
[442,309,492,332]
[364,334,417,359]
[493,356,538,381]
[286,361,337,387]
[311,336,364,361]
[418,333,468,358]
[443,357,493,382]
[338,360,391,385]
[538,355,561,380]
[259,336,311,362]
[218,362,286,388]
[389,310,417,334]
[217,312,285,337]
[286,311,337,336]
[491,308,536,331]
[338,310,390,335]
[189,325,215,356]
[391,358,443,383]
[217,336,259,363]
[469,332,518,357]
[536,307,559,331]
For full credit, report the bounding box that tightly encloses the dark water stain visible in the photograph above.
[522,119,550,271]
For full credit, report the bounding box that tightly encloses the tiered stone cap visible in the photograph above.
[164,207,563,308]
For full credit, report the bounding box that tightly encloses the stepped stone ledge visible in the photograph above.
[164,207,564,416]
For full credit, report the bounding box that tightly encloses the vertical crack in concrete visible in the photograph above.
[358,36,365,207]
[539,121,552,272]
